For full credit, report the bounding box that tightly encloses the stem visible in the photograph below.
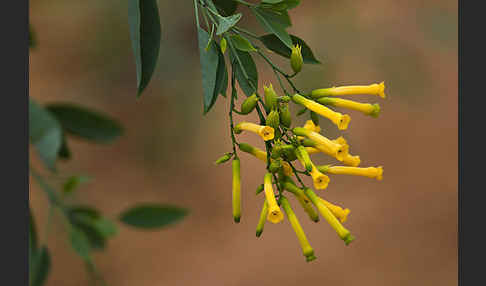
[193,0,200,27]
[230,65,239,158]
[288,162,307,188]
[233,26,260,40]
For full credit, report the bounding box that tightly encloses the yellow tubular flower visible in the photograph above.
[256,200,269,237]
[292,94,351,130]
[280,196,316,262]
[294,147,330,190]
[238,143,293,176]
[311,82,386,99]
[232,159,241,223]
[305,147,321,154]
[293,127,347,161]
[282,180,319,222]
[317,97,381,118]
[304,188,355,245]
[318,165,384,180]
[318,198,350,223]
[342,154,361,167]
[303,120,321,133]
[234,122,274,141]
[263,173,284,224]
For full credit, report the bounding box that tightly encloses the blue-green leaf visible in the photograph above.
[198,28,222,114]
[128,0,161,96]
[230,35,257,52]
[119,204,188,229]
[29,99,62,171]
[251,7,292,48]
[229,48,258,97]
[216,13,242,35]
[46,104,123,144]
[30,247,51,286]
[259,34,321,64]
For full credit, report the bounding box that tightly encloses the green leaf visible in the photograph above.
[251,7,292,48]
[58,134,71,160]
[46,104,123,144]
[261,0,300,11]
[212,0,238,16]
[229,34,257,52]
[128,0,161,96]
[259,34,321,64]
[212,43,228,106]
[229,48,258,97]
[216,13,242,35]
[69,227,92,261]
[29,25,37,49]
[254,6,291,28]
[198,28,221,114]
[29,99,62,171]
[63,176,91,194]
[30,247,51,286]
[119,204,188,229]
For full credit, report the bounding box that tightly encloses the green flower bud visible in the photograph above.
[290,45,303,74]
[269,159,282,173]
[280,104,292,128]
[214,152,232,165]
[279,95,291,103]
[256,200,268,237]
[220,38,227,54]
[266,109,280,130]
[240,93,258,114]
[232,158,241,223]
[295,145,313,172]
[263,83,278,111]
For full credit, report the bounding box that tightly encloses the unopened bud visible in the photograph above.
[290,45,303,74]
[280,104,292,128]
[263,83,278,111]
[220,38,227,54]
[214,152,232,165]
[266,109,280,130]
[240,93,258,114]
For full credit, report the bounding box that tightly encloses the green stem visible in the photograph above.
[193,0,200,27]
[229,66,239,158]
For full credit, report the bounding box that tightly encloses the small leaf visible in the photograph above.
[251,7,292,48]
[230,35,257,52]
[229,49,258,97]
[128,0,161,96]
[69,227,92,261]
[93,218,118,238]
[31,247,51,286]
[29,24,37,49]
[119,204,188,229]
[47,104,123,143]
[216,13,242,35]
[63,176,91,194]
[212,0,238,16]
[260,34,321,64]
[198,28,221,114]
[29,99,62,171]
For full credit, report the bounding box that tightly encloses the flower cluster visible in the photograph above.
[215,45,386,262]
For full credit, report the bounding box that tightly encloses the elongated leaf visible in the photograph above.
[220,58,228,97]
[251,7,292,48]
[230,35,257,52]
[212,44,228,107]
[260,34,321,64]
[69,227,92,261]
[261,0,300,11]
[212,0,238,16]
[216,13,242,35]
[29,99,62,170]
[254,6,291,27]
[119,204,188,229]
[229,48,258,97]
[128,0,161,96]
[47,104,123,144]
[198,28,221,114]
[31,247,50,286]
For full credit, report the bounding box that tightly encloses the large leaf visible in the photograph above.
[30,247,51,286]
[261,0,300,11]
[29,99,62,170]
[198,28,223,114]
[128,0,161,96]
[47,104,123,144]
[212,0,238,16]
[216,13,242,35]
[251,7,292,48]
[229,35,257,52]
[119,204,188,229]
[69,227,92,261]
[229,48,258,97]
[260,34,321,64]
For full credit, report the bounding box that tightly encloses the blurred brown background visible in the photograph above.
[29,0,457,285]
